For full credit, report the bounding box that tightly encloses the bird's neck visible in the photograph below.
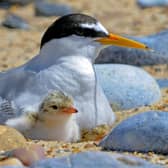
[41,36,101,60]
[25,36,101,71]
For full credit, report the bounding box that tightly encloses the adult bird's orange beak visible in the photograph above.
[62,107,78,114]
[96,33,150,50]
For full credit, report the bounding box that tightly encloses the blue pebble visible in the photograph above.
[2,14,29,30]
[35,1,73,17]
[96,30,168,65]
[1,166,24,168]
[31,151,163,168]
[137,0,168,8]
[0,2,11,9]
[0,0,32,7]
[100,111,168,154]
[157,78,168,88]
[94,64,161,110]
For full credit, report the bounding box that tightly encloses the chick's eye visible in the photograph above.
[51,105,58,109]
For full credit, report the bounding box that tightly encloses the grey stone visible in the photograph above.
[2,166,25,168]
[0,2,11,9]
[137,0,168,8]
[31,151,163,168]
[100,111,168,154]
[94,64,161,111]
[0,0,32,6]
[96,30,168,65]
[2,14,29,30]
[35,1,73,17]
[157,79,168,88]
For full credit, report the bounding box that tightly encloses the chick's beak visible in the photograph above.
[61,107,78,114]
[96,33,150,50]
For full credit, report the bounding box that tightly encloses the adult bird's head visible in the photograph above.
[40,13,149,62]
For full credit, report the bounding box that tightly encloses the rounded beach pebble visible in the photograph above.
[12,145,45,166]
[0,125,26,151]
[100,111,168,154]
[32,151,163,168]
[94,64,161,111]
[137,0,168,8]
[0,145,45,167]
[157,79,168,88]
[2,14,29,30]
[0,158,23,167]
[3,0,32,6]
[35,1,73,17]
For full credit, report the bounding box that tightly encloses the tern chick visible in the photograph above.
[6,91,80,142]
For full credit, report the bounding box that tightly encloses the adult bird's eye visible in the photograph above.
[51,105,58,109]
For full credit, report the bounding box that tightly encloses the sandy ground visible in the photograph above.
[0,0,168,166]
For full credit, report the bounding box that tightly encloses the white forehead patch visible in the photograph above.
[80,22,108,35]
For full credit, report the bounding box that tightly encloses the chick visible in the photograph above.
[5,91,80,142]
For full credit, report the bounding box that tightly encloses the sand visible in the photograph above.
[0,0,168,166]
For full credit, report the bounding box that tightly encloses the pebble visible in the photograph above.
[35,1,73,17]
[0,158,23,167]
[100,111,168,154]
[0,166,24,168]
[0,144,45,167]
[96,30,168,65]
[0,2,11,9]
[2,14,29,30]
[0,125,26,151]
[2,0,32,6]
[12,145,45,166]
[31,151,163,168]
[137,0,168,8]
[157,79,168,88]
[94,64,161,111]
[0,0,31,9]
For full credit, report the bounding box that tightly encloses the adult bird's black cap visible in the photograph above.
[40,13,108,48]
[41,13,108,47]
[41,13,150,50]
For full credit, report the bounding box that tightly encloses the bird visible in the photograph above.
[6,90,80,142]
[0,13,149,131]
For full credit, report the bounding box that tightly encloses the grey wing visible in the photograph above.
[0,69,39,120]
[0,67,36,100]
[0,98,16,124]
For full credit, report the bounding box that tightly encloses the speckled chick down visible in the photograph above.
[6,91,80,142]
